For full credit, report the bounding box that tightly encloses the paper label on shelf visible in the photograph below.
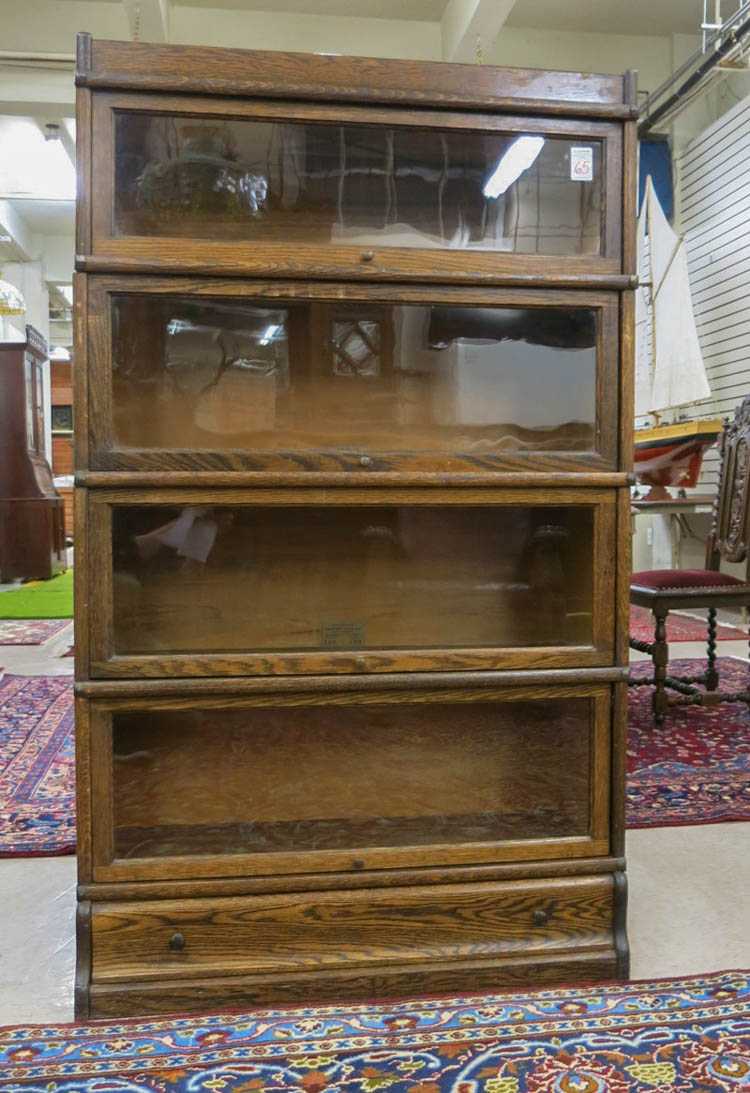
[321,621,365,649]
[570,147,594,181]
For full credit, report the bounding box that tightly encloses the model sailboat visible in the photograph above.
[634,175,721,498]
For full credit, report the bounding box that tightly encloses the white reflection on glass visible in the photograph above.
[259,323,283,346]
[483,136,545,199]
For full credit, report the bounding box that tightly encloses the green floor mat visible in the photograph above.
[0,569,74,618]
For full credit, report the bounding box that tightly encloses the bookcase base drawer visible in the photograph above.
[80,874,625,1016]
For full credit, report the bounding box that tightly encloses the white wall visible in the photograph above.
[682,91,750,492]
[170,7,443,57]
[492,27,676,95]
[635,84,750,578]
[0,0,687,86]
[0,0,126,54]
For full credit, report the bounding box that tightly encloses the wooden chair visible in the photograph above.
[630,395,750,723]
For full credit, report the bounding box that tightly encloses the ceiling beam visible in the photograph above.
[32,119,75,170]
[122,0,170,43]
[41,233,75,284]
[441,0,518,63]
[0,62,74,117]
[61,119,76,167]
[0,199,35,261]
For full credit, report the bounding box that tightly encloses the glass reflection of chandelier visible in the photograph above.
[0,280,26,317]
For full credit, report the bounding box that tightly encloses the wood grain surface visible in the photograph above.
[90,876,615,982]
[86,951,619,1016]
[78,35,632,116]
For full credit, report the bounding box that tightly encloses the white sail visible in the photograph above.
[635,176,711,416]
[634,193,653,417]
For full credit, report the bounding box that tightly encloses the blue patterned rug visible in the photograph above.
[2,970,749,1091]
[0,674,75,857]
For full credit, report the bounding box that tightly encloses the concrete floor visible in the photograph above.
[0,618,74,676]
[0,625,748,1024]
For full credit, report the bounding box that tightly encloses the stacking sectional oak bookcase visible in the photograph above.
[73,33,637,1018]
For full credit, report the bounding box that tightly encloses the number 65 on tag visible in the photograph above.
[570,146,594,181]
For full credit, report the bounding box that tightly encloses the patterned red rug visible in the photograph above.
[0,674,76,857]
[630,604,746,643]
[2,970,749,1092]
[0,619,70,646]
[627,657,750,828]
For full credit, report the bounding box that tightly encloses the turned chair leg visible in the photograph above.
[652,607,669,725]
[706,607,719,691]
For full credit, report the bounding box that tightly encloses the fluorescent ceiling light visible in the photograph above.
[166,318,195,336]
[483,136,545,199]
[259,323,282,346]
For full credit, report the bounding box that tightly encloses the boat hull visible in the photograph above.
[634,420,722,490]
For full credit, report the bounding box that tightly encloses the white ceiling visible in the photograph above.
[92,0,709,36]
[174,0,448,15]
[506,0,706,37]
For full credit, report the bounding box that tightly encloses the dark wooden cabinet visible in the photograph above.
[0,326,66,580]
[74,34,636,1018]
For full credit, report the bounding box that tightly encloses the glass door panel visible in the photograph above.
[110,502,595,656]
[109,294,605,467]
[114,113,604,258]
[110,695,594,863]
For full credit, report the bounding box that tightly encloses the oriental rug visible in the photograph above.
[0,674,75,857]
[627,657,750,828]
[0,620,70,646]
[629,604,746,644]
[2,970,750,1092]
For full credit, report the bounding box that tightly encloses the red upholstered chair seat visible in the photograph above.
[631,568,747,591]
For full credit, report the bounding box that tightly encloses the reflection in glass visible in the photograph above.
[331,319,381,377]
[111,503,594,655]
[115,114,603,256]
[111,698,593,859]
[112,296,598,458]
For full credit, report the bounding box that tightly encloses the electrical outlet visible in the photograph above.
[646,526,654,546]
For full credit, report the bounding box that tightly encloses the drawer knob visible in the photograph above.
[532,908,550,927]
[168,931,186,952]
[359,455,373,467]
[361,250,375,262]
